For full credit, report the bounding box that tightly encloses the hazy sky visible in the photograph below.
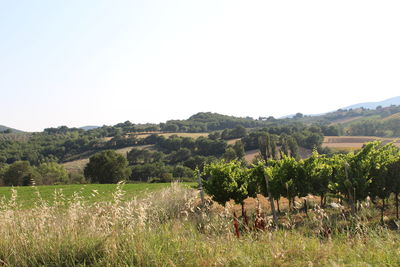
[1,0,400,132]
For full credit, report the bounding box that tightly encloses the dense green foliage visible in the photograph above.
[0,128,137,165]
[84,150,131,183]
[202,160,256,205]
[161,112,265,132]
[36,162,70,185]
[1,161,38,186]
[0,121,163,165]
[241,124,322,151]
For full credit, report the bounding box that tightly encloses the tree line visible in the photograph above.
[0,161,84,186]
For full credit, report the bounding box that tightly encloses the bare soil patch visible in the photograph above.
[227,138,241,145]
[323,136,400,150]
[244,149,260,163]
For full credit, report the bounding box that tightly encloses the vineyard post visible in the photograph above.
[396,192,399,220]
[304,198,308,216]
[197,168,205,205]
[264,171,279,228]
[258,134,279,228]
[344,162,356,216]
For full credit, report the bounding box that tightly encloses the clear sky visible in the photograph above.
[1,0,400,132]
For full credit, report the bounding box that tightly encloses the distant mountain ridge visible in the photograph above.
[341,96,400,110]
[280,96,400,119]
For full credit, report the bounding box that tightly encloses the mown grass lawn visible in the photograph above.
[0,182,196,209]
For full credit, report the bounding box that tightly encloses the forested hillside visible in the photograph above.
[1,105,400,186]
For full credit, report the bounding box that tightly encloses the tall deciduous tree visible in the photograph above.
[84,150,131,184]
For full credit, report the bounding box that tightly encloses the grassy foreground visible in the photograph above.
[0,183,400,266]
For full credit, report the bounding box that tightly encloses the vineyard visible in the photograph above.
[202,141,400,227]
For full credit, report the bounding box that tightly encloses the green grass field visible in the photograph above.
[1,184,400,266]
[0,182,196,209]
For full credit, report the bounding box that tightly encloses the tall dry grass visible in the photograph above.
[0,183,399,266]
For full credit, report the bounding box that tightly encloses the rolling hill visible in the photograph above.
[281,96,400,119]
[0,125,23,133]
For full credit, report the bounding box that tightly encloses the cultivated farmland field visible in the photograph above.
[130,132,210,139]
[322,136,400,151]
[62,158,89,173]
